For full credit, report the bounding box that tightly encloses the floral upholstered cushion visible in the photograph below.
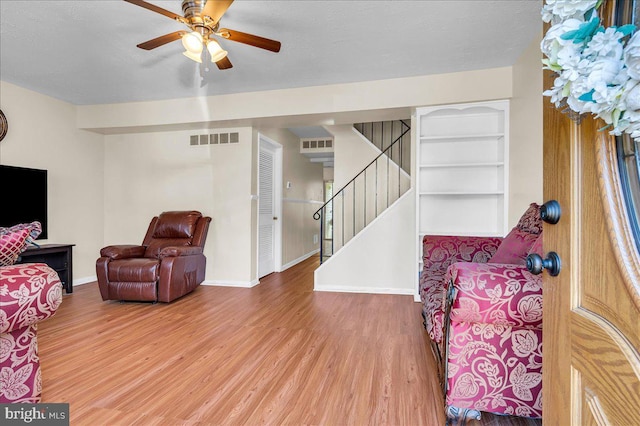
[0,263,62,403]
[0,229,30,267]
[447,262,543,329]
[420,235,502,342]
[447,322,543,418]
[445,261,543,418]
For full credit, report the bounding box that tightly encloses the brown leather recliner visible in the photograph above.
[96,211,211,303]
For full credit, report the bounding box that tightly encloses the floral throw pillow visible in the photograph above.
[489,228,539,265]
[528,234,543,257]
[489,204,542,265]
[515,203,542,235]
[0,228,30,266]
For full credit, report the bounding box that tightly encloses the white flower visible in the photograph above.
[584,27,624,60]
[621,78,640,109]
[624,32,640,80]
[616,109,640,136]
[557,44,587,81]
[541,19,584,68]
[630,125,640,139]
[567,92,590,113]
[544,75,569,105]
[542,0,598,23]
[542,0,640,143]
[542,19,584,55]
[587,57,624,87]
[623,82,640,111]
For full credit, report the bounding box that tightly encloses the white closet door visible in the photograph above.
[258,144,276,278]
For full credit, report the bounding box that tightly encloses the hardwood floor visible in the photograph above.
[37,256,539,425]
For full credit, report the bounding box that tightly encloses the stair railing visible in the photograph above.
[314,119,410,263]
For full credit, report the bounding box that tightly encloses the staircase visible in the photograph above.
[314,119,411,263]
[353,121,411,175]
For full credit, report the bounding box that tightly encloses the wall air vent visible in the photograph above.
[300,137,334,153]
[190,132,240,146]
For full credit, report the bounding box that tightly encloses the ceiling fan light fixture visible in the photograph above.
[183,50,203,63]
[129,0,281,71]
[206,39,228,62]
[182,31,203,53]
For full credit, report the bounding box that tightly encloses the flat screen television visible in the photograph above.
[0,165,48,239]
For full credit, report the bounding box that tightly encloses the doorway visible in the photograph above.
[258,134,283,278]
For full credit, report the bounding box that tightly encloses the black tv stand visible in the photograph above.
[16,244,74,293]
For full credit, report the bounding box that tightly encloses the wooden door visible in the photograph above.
[543,1,640,423]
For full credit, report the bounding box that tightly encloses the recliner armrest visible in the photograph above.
[446,261,542,329]
[159,246,203,258]
[100,245,146,259]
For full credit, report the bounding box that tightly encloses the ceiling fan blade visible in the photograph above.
[124,0,184,21]
[218,28,281,52]
[202,0,234,25]
[137,31,185,50]
[216,56,233,70]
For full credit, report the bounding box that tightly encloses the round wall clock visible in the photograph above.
[0,110,7,142]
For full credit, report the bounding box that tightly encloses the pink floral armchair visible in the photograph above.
[0,263,63,403]
[419,203,543,422]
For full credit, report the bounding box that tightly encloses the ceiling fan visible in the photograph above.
[125,0,281,69]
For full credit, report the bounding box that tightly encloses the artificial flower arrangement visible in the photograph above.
[542,0,640,141]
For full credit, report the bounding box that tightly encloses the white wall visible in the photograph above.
[0,81,104,284]
[510,34,544,226]
[258,128,324,268]
[328,125,410,251]
[76,67,514,132]
[323,167,334,181]
[329,125,380,190]
[314,190,415,294]
[103,127,254,284]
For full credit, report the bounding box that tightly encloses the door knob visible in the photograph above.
[273,216,278,220]
[540,200,561,224]
[526,252,561,276]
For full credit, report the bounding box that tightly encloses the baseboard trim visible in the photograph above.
[280,249,319,271]
[314,285,415,295]
[202,279,260,288]
[73,276,96,286]
[70,277,262,289]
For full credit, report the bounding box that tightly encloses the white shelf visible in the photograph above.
[420,133,504,142]
[415,100,509,300]
[419,191,505,196]
[419,162,504,169]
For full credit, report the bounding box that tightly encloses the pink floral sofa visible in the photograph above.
[0,221,63,403]
[0,263,62,403]
[419,203,543,422]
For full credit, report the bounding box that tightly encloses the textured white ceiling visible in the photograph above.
[0,0,543,106]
